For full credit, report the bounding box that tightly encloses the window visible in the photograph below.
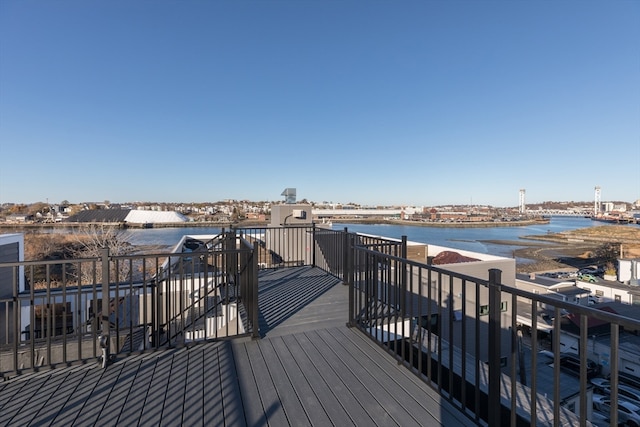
[615,294,622,302]
[595,290,604,297]
[479,303,507,315]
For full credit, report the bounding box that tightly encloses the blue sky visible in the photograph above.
[1,0,638,207]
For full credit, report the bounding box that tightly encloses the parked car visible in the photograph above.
[580,266,603,275]
[588,296,600,305]
[559,353,601,378]
[590,378,640,405]
[620,373,640,391]
[589,410,612,427]
[578,273,599,283]
[593,394,640,427]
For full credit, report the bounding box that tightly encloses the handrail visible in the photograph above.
[347,237,639,426]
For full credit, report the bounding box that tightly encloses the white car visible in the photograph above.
[592,394,640,426]
[590,378,640,405]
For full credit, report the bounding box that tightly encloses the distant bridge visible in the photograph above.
[525,209,592,217]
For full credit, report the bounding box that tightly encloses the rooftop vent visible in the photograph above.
[281,188,296,204]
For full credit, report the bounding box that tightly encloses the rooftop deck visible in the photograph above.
[0,267,476,426]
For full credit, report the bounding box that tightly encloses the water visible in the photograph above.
[335,217,602,259]
[120,217,626,259]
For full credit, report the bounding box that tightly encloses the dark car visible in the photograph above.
[559,353,601,379]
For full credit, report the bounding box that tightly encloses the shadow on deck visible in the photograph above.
[0,267,477,427]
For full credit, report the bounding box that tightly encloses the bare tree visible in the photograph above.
[71,224,134,285]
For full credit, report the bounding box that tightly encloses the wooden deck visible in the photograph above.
[0,267,477,426]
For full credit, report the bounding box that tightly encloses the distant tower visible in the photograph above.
[518,189,526,214]
[594,186,601,216]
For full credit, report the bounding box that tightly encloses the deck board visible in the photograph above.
[279,334,355,426]
[180,348,204,427]
[112,352,160,425]
[202,344,225,426]
[243,338,291,426]
[270,336,333,425]
[49,365,110,426]
[257,339,311,426]
[286,331,378,425]
[217,342,247,427]
[70,358,127,426]
[28,368,90,426]
[302,329,402,426]
[138,349,178,426]
[158,348,190,426]
[0,369,69,426]
[232,341,268,426]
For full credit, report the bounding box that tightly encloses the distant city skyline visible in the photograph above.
[2,194,638,210]
[1,1,638,206]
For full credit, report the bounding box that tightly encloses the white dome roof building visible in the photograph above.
[124,210,189,224]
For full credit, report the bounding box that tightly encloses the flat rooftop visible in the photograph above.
[0,267,476,426]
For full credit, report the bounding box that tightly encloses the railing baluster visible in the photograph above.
[488,268,502,427]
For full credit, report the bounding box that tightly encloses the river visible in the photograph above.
[122,217,626,260]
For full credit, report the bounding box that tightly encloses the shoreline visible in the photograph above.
[0,217,550,231]
[332,218,551,228]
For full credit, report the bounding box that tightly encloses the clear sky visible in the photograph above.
[1,0,638,207]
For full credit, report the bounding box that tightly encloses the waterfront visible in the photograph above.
[122,217,629,261]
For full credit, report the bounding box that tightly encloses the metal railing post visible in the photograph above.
[400,236,407,362]
[488,268,502,427]
[311,223,316,268]
[100,248,111,368]
[12,265,19,372]
[345,229,355,327]
[252,241,260,339]
[342,227,349,281]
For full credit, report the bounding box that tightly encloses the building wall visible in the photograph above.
[0,233,24,297]
[270,204,313,226]
[575,282,634,304]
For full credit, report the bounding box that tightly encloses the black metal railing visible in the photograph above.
[346,238,640,427]
[4,224,639,427]
[0,231,259,378]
